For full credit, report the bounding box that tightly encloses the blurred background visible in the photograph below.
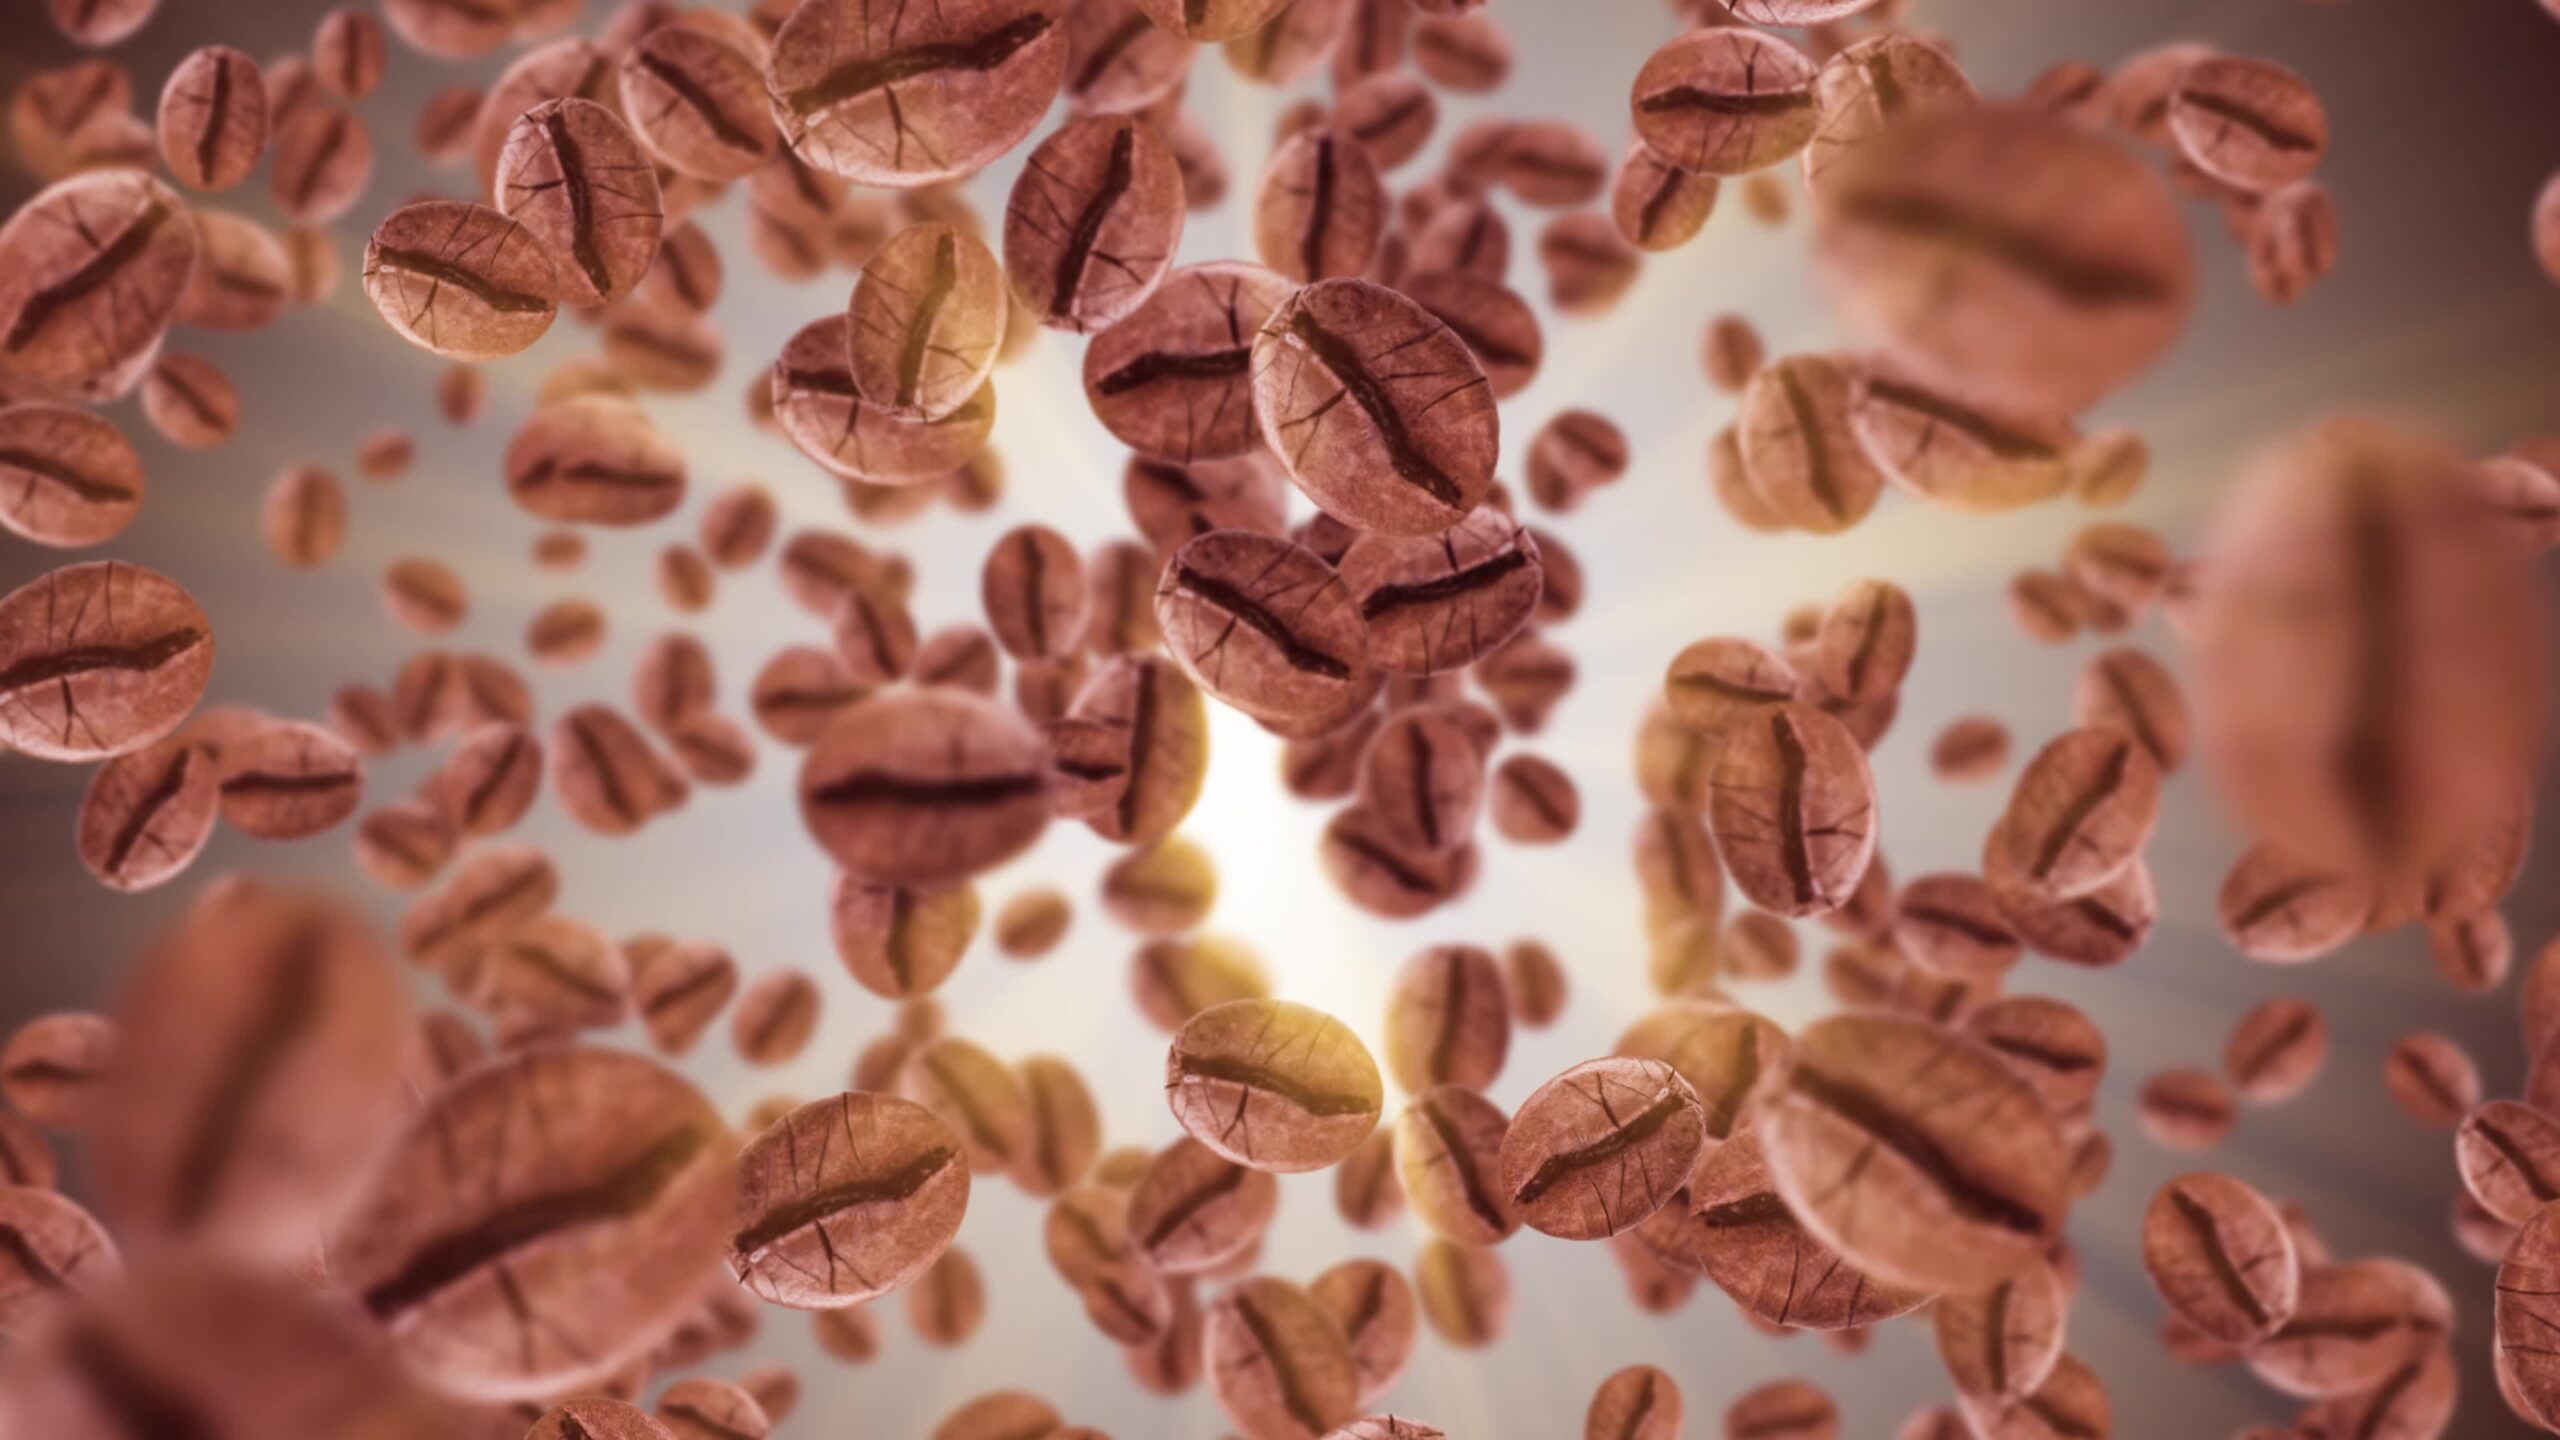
[5,0,2560,1434]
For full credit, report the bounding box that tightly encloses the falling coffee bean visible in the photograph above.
[730,1091,970,1309]
[1166,999,1384,1173]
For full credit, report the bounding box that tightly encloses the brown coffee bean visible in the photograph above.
[209,718,362,840]
[1983,727,2160,906]
[1392,1084,1517,1244]
[0,1184,117,1344]
[1738,355,1885,534]
[1955,1352,2109,1440]
[1306,1259,1415,1408]
[750,645,861,747]
[1498,1057,1704,1241]
[364,200,561,362]
[308,7,385,101]
[5,60,131,183]
[463,914,630,1036]
[1933,1258,2065,1402]
[1634,805,1726,930]
[1155,529,1374,736]
[976,524,1086,661]
[633,633,718,737]
[2429,907,2512,995]
[0,172,190,404]
[1413,1235,1510,1348]
[527,598,606,667]
[2135,1068,2235,1152]
[1330,1129,1405,1232]
[1682,1127,1931,1329]
[1807,579,1914,705]
[529,1398,670,1440]
[828,875,978,1001]
[1488,754,1577,845]
[1321,804,1480,919]
[1325,73,1433,174]
[494,98,664,309]
[2168,56,2326,195]
[2383,1033,2478,1129]
[1355,709,1484,856]
[1946,1000,2095,1120]
[423,723,543,839]
[1398,271,1544,401]
[327,1046,731,1396]
[1045,1181,1131,1287]
[618,25,775,183]
[1706,911,1791,983]
[375,556,465,636]
[2458,1101,2560,1228]
[1064,0,1193,112]
[1610,140,1718,252]
[1630,27,1818,178]
[258,465,346,570]
[1084,263,1292,463]
[1850,365,2075,516]
[2262,1257,2448,1401]
[2214,843,2367,964]
[74,736,214,893]
[773,314,996,481]
[2063,429,2150,512]
[1533,211,1640,315]
[1251,277,1498,535]
[1002,114,1184,333]
[1582,1365,1680,1440]
[0,1012,115,1136]
[1879,877,2016,984]
[848,224,1007,422]
[1706,702,1877,919]
[1082,537,1164,657]
[138,352,240,451]
[622,939,735,1059]
[1123,455,1288,557]
[1474,628,1574,736]
[2140,1172,2299,1345]
[1168,999,1384,1173]
[2063,522,2172,616]
[728,1091,968,1310]
[1618,1002,1785,1147]
[1098,836,1215,937]
[1205,1275,1359,1440]
[353,426,414,483]
[1757,1013,2064,1292]
[1131,934,1271,1032]
[0,406,140,557]
[1523,412,1629,519]
[799,689,1050,884]
[2002,569,2081,645]
[1126,1135,1280,1273]
[1802,33,1973,195]
[656,545,716,615]
[353,805,451,895]
[658,1377,775,1440]
[1336,509,1543,678]
[767,0,1065,185]
[156,46,269,195]
[2218,996,2327,1106]
[1722,1379,1837,1440]
[1012,1053,1101,1197]
[552,703,684,836]
[397,840,555,977]
[1488,942,1566,1032]
[731,969,821,1067]
[900,1035,1030,1174]
[1661,638,1797,740]
[2067,647,2187,777]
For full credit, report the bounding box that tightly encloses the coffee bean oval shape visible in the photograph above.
[632,941,738,1058]
[1723,1379,1838,1440]
[0,404,143,553]
[658,1377,773,1440]
[1,1011,116,1131]
[363,200,561,362]
[1413,1234,1511,1347]
[766,0,1067,187]
[1167,999,1384,1173]
[1814,104,2194,416]
[1125,1135,1280,1273]
[2167,56,2327,196]
[849,223,1008,422]
[1252,128,1387,284]
[1812,579,1915,705]
[2267,1257,2450,1400]
[1058,653,1209,845]
[1322,804,1480,920]
[1064,0,1193,112]
[1738,355,1885,535]
[2383,1032,2478,1129]
[800,689,1050,885]
[1338,508,1542,677]
[155,46,268,193]
[1488,754,1577,844]
[2459,1101,2560,1227]
[1251,278,1499,537]
[1004,114,1185,333]
[1756,1012,2065,1294]
[731,968,822,1067]
[1683,1127,1932,1330]
[1156,529,1374,738]
[1802,32,1974,196]
[1498,1057,1705,1241]
[1584,1364,1680,1440]
[1961,995,2107,1117]
[1851,366,2075,516]
[2221,996,2327,1104]
[75,736,216,893]
[1617,1001,1788,1145]
[1662,637,1798,738]
[0,171,198,395]
[530,1399,677,1440]
[1983,727,2161,906]
[1355,709,1483,857]
[1891,873,2022,982]
[2136,1068,2236,1151]
[1707,702,1878,919]
[2215,843,2368,963]
[0,1184,118,1344]
[1392,1084,1517,1245]
[1630,27,1819,177]
[0,562,214,764]
[208,719,361,839]
[552,703,682,837]
[2140,1171,2299,1345]
[829,875,980,1000]
[493,97,665,310]
[772,314,997,481]
[1207,1275,1361,1440]
[1374,944,1506,1097]
[1932,1258,2066,1402]
[898,1035,1029,1174]
[980,524,1088,661]
[619,25,777,182]
[328,1045,732,1399]
[1612,141,1717,252]
[138,352,240,451]
[1084,262,1294,463]
[730,1091,969,1309]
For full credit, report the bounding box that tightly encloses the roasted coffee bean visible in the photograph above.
[1378,944,1509,1098]
[1123,454,1289,557]
[1126,1135,1280,1273]
[2167,56,2326,195]
[1811,579,1915,705]
[2428,906,2512,995]
[1488,754,1577,844]
[1707,702,1878,918]
[1399,271,1544,400]
[732,969,822,1066]
[2067,428,2150,510]
[1535,212,1642,315]
[979,524,1088,661]
[1338,509,1542,677]
[75,736,217,892]
[2063,522,2171,615]
[1722,1379,1837,1440]
[850,224,1008,422]
[619,24,776,182]
[1413,1235,1510,1347]
[552,703,683,836]
[0,1184,117,1344]
[2136,1068,2236,1151]
[1206,1275,1359,1440]
[1662,637,1797,739]
[310,7,385,101]
[1738,355,1884,534]
[157,46,269,193]
[2458,1101,2560,1227]
[355,426,414,482]
[1005,114,1184,333]
[1756,1012,2065,1292]
[773,315,996,481]
[328,1046,731,1398]
[1802,33,1973,194]
[1321,804,1479,919]
[697,484,778,571]
[767,0,1066,186]
[465,915,630,1036]
[899,1035,1030,1174]
[1046,1182,1132,1286]
[1584,1364,1680,1440]
[800,689,1050,885]
[1709,911,1793,983]
[658,1377,774,1440]
[831,875,981,999]
[212,719,362,840]
[1131,934,1272,1032]
[657,545,716,615]
[1612,140,1718,251]
[2215,843,2368,963]
[398,841,556,976]
[1682,1127,1932,1329]
[1167,999,1384,1172]
[1356,709,1484,856]
[829,582,917,687]
[1932,1258,2066,1402]
[1499,1057,1704,1240]
[747,647,859,746]
[1333,1129,1405,1232]
[1889,874,2022,981]
[1630,27,1818,177]
[528,1398,676,1440]
[2222,996,2327,1104]
[629,940,738,1059]
[1308,1258,1417,1408]
[6,60,133,183]
[1013,1054,1102,1196]
[1251,278,1499,536]
[1851,364,2075,515]
[381,556,468,636]
[358,799,458,889]
[1617,1001,1786,1147]
[1085,262,1293,462]
[1156,529,1374,736]
[1098,835,1216,936]
[1411,11,1510,90]
[0,171,198,396]
[1392,1084,1517,1244]
[729,1091,969,1309]
[1084,538,1166,655]
[2068,647,2188,776]
[527,598,608,667]
[2383,1032,2477,1129]
[1328,73,1435,173]
[2141,1172,2299,1344]
[138,352,241,450]
[1955,1352,2108,1440]
[2004,569,2083,645]
[1493,941,1567,1031]
[1983,727,2159,906]
[363,201,561,361]
[1958,996,2105,1116]
[1471,627,1575,735]
[1064,0,1193,112]
[2264,1257,2449,1400]
[0,1012,116,1132]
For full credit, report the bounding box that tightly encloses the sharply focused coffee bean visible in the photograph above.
[1932,1258,2066,1402]
[1156,529,1374,736]
[1004,114,1184,333]
[1738,355,1885,534]
[766,0,1066,186]
[1393,1084,1518,1245]
[632,940,739,1057]
[1126,1135,1280,1273]
[0,171,198,396]
[1682,1127,1932,1329]
[1413,1234,1511,1348]
[2167,55,2327,195]
[1815,105,2193,416]
[729,1091,969,1309]
[1707,702,1878,918]
[1983,727,2160,905]
[328,1046,733,1398]
[1084,262,1292,463]
[1252,278,1499,535]
[619,24,776,182]
[210,718,362,840]
[2382,1032,2477,1129]
[1499,1057,1704,1240]
[850,224,1008,422]
[1206,1275,1359,1440]
[2458,1101,2560,1227]
[831,875,980,999]
[1167,999,1383,1172]
[364,200,562,361]
[157,46,269,192]
[2222,996,2327,1104]
[2140,1172,2299,1344]
[2136,1068,2237,1151]
[76,737,216,893]
[1630,27,1819,176]
[1756,1013,2065,1292]
[800,689,1050,884]
[773,314,997,481]
[1338,509,1542,678]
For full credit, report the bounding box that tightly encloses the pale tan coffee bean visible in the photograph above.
[1392,1084,1517,1245]
[900,1035,1030,1174]
[1412,1236,1510,1348]
[2216,843,2370,963]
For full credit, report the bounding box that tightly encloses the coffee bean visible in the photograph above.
[2168,56,2326,195]
[1955,1352,2108,1440]
[1802,33,1973,194]
[135,352,238,451]
[1155,528,1374,736]
[1630,26,1818,176]
[630,940,738,1059]
[1168,999,1383,1173]
[1122,456,1287,559]
[1738,355,1884,534]
[1206,1275,1359,1440]
[971,524,1086,663]
[7,60,132,183]
[152,46,269,196]
[1533,212,1640,315]
[1757,1012,2065,1292]
[1126,1135,1279,1273]
[1660,637,1797,741]
[1611,139,1718,252]
[1398,271,1544,400]
[618,25,775,183]
[210,719,361,840]
[1722,1379,1836,1440]
[1497,1057,1705,1241]
[1706,702,1877,919]
[1682,1128,1932,1329]
[0,1011,116,1132]
[1131,933,1272,1033]
[1000,114,1184,335]
[1321,803,1479,919]
[1333,508,1543,680]
[1353,709,1482,856]
[1302,1260,1416,1410]
[773,314,997,481]
[1411,10,1509,89]
[2458,1101,2560,1227]
[76,737,217,892]
[732,969,821,1067]
[525,598,605,668]
[1814,105,2193,416]
[898,1035,1030,1174]
[1408,195,1509,284]
[2136,1068,2236,1152]
[544,704,673,834]
[328,1045,732,1397]
[1331,1129,1405,1233]
[695,485,777,573]
[528,1398,669,1440]
[849,223,1007,422]
[659,1376,773,1440]
[1392,1083,1517,1245]
[2220,996,2327,1106]
[728,1091,969,1311]
[1083,264,1291,464]
[751,645,865,746]
[0,171,198,395]
[351,804,453,895]
[1884,873,2019,982]
[2428,907,2512,995]
[1089,835,1209,936]
[2141,1171,2299,1345]
[1808,580,1914,705]
[1932,1258,2065,1402]
[377,556,466,636]
[2212,843,2366,964]
[261,464,349,570]
[2383,1032,2477,1129]
[1413,1235,1510,1348]
[1008,1054,1099,1198]
[0,1185,117,1345]
[767,0,1066,186]
[1045,1182,1131,1288]
[1850,364,2075,515]
[398,841,556,978]
[1984,727,2159,905]
[355,426,414,483]
[464,914,630,1037]
[822,875,976,1002]
[1251,277,1499,536]
[799,689,1050,885]
[1634,805,1727,935]
[2264,1257,2448,1400]
[1063,0,1193,112]
[1962,996,2106,1116]
[1489,754,1577,844]
[363,200,561,361]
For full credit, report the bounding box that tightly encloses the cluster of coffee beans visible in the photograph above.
[3,0,2560,1437]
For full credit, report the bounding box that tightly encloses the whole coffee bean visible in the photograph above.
[1715,910,1797,983]
[849,224,1007,422]
[6,60,132,183]
[381,556,468,635]
[1356,709,1484,856]
[1251,277,1499,536]
[832,875,980,999]
[1810,579,1915,705]
[1634,805,1727,932]
[2068,647,2188,777]
[978,524,1087,661]
[1932,1258,2065,1402]
[2063,522,2172,615]
[1399,271,1544,401]
[632,940,739,1057]
[1338,509,1542,677]
[1683,1128,1932,1329]
[772,315,996,481]
[2067,428,2150,510]
[1498,1057,1704,1240]
[1014,1054,1101,1196]
[310,7,385,101]
[2264,1257,2449,1400]
[1524,412,1631,520]
[2383,1032,2478,1129]
[328,1045,733,1399]
[1411,11,1509,90]
[1802,34,1973,194]
[2221,996,2327,1104]
[2458,1101,2560,1227]
[1156,529,1374,737]
[1335,1128,1404,1230]
[1489,753,1577,844]
[660,1378,772,1440]
[138,353,241,450]
[0,171,198,395]
[1612,140,1718,252]
[1329,72,1435,172]
[2141,1172,2299,1345]
[1131,934,1271,1032]
[2168,56,2326,195]
[1471,626,1574,734]
[831,583,918,688]
[1321,805,1479,919]
[1983,727,2160,905]
[1207,1275,1359,1440]
[1852,366,2075,516]
[1706,702,1878,919]
[1408,196,1509,284]
[697,485,777,571]
[0,1185,117,1344]
[527,598,606,666]
[1662,637,1798,739]
[657,546,715,615]
[2136,1068,2236,1151]
[1167,999,1384,1172]
[1583,1364,1680,1440]
[552,703,684,836]
[1123,455,1288,557]
[76,736,217,892]
[156,46,269,194]
[1045,1182,1131,1286]
[1125,1135,1280,1273]
[1956,1353,2108,1440]
[398,841,556,976]
[766,0,1066,186]
[1309,1258,1416,1407]
[2428,907,2512,994]
[619,25,776,182]
[1723,1379,1837,1440]
[1756,1012,2065,1293]
[2005,569,2084,645]
[729,1091,969,1309]
[752,646,864,747]
[899,1035,1030,1174]
[1962,996,2106,1115]
[1392,1084,1517,1245]
[1,1012,117,1131]
[1084,262,1293,463]
[1890,874,2022,981]
[1813,104,2193,416]
[1413,1236,1510,1348]
[799,689,1050,885]
[210,719,362,840]
[466,915,631,1036]
[1737,355,1884,534]
[1004,114,1184,333]
[1500,939,1567,1029]
[2215,843,2368,963]
[363,201,562,361]
[1920,718,2010,788]
[733,969,822,1066]
[1631,26,1819,178]
[1536,212,1643,315]
[1097,835,1215,937]
[530,1399,673,1440]
[1064,0,1193,112]
[1618,1001,1787,1147]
